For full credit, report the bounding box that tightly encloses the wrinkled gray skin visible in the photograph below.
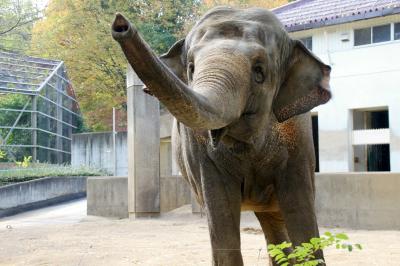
[112,6,331,266]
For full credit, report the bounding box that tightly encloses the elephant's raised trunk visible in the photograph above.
[112,13,240,130]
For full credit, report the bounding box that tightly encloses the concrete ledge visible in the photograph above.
[86,173,400,230]
[0,176,87,218]
[87,175,191,218]
[160,175,191,212]
[315,172,400,230]
[87,176,128,218]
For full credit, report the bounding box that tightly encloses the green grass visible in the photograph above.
[0,164,108,186]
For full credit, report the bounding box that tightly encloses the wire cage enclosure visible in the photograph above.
[0,50,81,164]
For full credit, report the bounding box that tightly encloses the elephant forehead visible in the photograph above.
[193,20,267,44]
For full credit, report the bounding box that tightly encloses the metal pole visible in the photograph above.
[31,96,37,162]
[113,107,117,176]
[56,68,63,163]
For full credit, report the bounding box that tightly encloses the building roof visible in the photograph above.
[273,0,400,32]
[0,50,79,111]
[0,50,62,92]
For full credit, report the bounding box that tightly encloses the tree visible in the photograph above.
[0,0,42,52]
[29,0,288,131]
[30,0,200,131]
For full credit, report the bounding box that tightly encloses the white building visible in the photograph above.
[274,0,400,172]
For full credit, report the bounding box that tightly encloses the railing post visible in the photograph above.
[126,65,160,218]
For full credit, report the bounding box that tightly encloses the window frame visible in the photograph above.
[394,22,400,40]
[354,22,400,47]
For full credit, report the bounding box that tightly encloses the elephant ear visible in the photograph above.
[273,40,331,122]
[159,38,186,82]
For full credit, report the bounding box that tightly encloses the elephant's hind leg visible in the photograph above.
[255,211,291,266]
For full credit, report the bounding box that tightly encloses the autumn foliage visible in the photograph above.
[25,0,290,131]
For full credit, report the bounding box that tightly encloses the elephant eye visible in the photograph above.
[253,65,265,84]
[188,62,195,80]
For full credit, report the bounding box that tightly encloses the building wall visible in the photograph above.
[290,14,400,172]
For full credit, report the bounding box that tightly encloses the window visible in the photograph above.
[354,27,371,46]
[373,24,391,43]
[395,23,400,40]
[352,108,390,172]
[354,24,391,46]
[353,109,389,130]
[300,36,312,50]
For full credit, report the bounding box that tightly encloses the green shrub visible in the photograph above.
[0,163,108,186]
[268,232,362,266]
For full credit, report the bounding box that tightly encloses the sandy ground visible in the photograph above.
[0,200,400,266]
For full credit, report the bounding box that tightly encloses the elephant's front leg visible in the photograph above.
[275,164,324,263]
[201,159,243,266]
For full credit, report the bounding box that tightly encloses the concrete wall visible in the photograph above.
[71,113,175,178]
[86,172,400,230]
[87,176,128,218]
[160,175,191,212]
[86,175,191,218]
[291,14,400,172]
[315,172,400,230]
[0,176,87,217]
[71,132,128,176]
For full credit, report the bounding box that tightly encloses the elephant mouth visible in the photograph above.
[209,127,228,148]
[208,112,257,148]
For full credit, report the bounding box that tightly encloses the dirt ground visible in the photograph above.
[0,200,399,266]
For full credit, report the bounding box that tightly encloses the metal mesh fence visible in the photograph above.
[0,50,81,164]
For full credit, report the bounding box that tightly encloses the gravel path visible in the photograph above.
[0,200,399,265]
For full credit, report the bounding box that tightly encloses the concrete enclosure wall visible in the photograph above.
[86,175,191,218]
[160,175,191,212]
[71,113,175,178]
[86,172,400,230]
[71,132,128,176]
[0,176,87,217]
[87,176,128,218]
[315,172,400,230]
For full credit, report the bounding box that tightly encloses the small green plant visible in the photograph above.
[268,232,362,266]
[0,149,6,159]
[15,156,32,168]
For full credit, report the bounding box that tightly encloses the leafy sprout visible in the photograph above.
[267,232,362,266]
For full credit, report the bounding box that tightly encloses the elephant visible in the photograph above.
[112,6,331,266]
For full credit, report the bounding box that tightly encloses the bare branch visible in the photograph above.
[0,16,41,35]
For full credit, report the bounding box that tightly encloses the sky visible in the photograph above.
[32,0,49,11]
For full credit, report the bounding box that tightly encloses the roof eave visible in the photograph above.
[283,6,400,33]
